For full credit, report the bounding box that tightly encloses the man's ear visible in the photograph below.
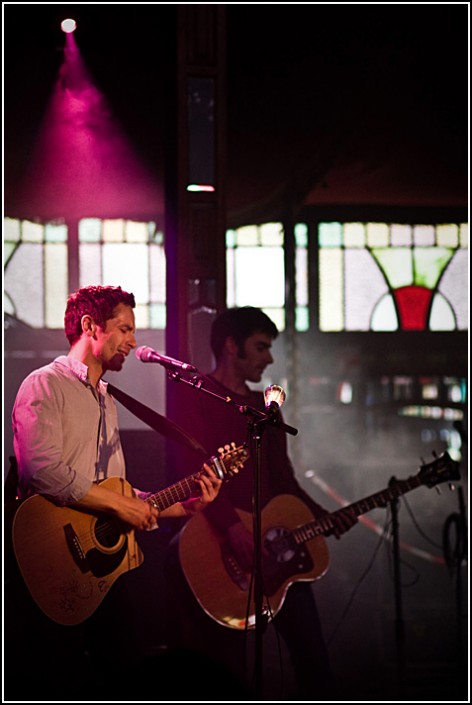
[225,336,239,356]
[81,314,97,338]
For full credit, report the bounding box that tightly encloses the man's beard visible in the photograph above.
[104,353,125,372]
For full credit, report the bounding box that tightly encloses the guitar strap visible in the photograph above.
[106,382,208,456]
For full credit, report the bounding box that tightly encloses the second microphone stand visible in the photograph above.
[168,370,297,700]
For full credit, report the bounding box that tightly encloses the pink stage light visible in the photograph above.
[61,19,77,34]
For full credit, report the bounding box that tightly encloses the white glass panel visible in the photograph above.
[262,307,285,332]
[134,304,149,329]
[429,292,456,330]
[4,243,44,326]
[150,243,166,302]
[345,249,388,330]
[390,224,412,246]
[459,223,468,248]
[235,225,259,246]
[344,222,365,248]
[234,247,284,307]
[437,250,468,329]
[4,218,20,242]
[436,224,458,248]
[103,219,125,243]
[319,248,343,331]
[45,243,68,327]
[366,222,389,248]
[126,221,148,243]
[79,243,102,287]
[226,249,236,307]
[413,225,435,246]
[371,293,398,331]
[150,303,166,329]
[226,229,237,248]
[260,222,283,246]
[102,243,148,303]
[22,221,43,243]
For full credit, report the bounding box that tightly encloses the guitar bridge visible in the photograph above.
[221,543,250,591]
[64,524,89,573]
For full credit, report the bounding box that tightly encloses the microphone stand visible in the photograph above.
[167,370,297,700]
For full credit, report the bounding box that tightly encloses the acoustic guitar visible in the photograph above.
[178,451,460,629]
[11,442,249,626]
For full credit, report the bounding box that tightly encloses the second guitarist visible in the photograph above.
[166,306,357,701]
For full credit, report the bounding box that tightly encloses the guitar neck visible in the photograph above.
[147,474,202,512]
[298,474,423,541]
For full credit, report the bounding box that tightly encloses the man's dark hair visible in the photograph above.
[210,306,278,361]
[64,285,136,345]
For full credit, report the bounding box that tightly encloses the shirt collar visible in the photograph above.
[54,355,108,394]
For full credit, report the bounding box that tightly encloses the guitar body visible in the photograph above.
[179,494,330,629]
[12,477,144,626]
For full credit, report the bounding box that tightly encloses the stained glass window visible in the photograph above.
[318,222,468,331]
[4,217,166,329]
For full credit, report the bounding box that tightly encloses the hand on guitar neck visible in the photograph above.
[72,462,222,531]
[315,506,358,539]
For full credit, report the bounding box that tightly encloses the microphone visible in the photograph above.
[135,346,198,372]
[264,384,286,414]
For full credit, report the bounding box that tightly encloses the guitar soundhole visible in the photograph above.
[94,518,122,549]
[264,527,295,564]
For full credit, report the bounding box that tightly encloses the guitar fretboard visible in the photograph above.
[293,475,423,544]
[147,474,203,512]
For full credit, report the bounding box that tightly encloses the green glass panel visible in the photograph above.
[319,222,342,247]
[295,306,309,332]
[226,229,236,248]
[79,218,101,242]
[413,247,453,288]
[45,222,67,243]
[295,222,308,247]
[371,248,413,288]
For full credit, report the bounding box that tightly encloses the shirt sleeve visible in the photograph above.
[12,372,93,505]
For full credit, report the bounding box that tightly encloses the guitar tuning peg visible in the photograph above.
[432,450,438,458]
[435,486,441,495]
[449,483,456,492]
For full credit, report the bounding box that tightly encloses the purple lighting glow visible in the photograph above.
[61,18,77,33]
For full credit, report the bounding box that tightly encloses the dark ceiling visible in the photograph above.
[3,3,469,224]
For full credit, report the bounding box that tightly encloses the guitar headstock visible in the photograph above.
[211,442,250,480]
[419,451,461,488]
